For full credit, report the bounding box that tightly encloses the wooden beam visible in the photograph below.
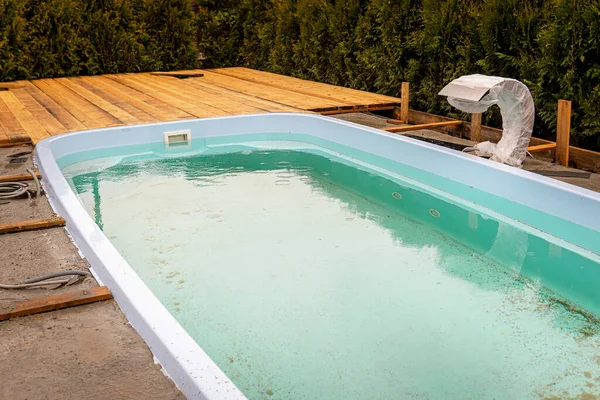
[471,113,482,142]
[528,143,557,152]
[556,100,571,166]
[0,286,112,322]
[0,217,65,235]
[400,82,410,124]
[0,82,26,91]
[317,105,396,115]
[386,118,407,125]
[383,120,462,133]
[0,135,32,147]
[150,71,204,78]
[0,171,41,183]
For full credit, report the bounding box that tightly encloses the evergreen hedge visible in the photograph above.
[1,0,599,150]
[0,0,198,80]
[197,0,600,151]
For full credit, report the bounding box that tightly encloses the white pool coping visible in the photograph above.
[35,113,600,399]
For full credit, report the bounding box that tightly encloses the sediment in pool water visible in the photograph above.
[64,148,600,399]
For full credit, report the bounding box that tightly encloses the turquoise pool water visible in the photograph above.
[61,139,600,399]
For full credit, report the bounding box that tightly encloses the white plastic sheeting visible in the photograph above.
[439,74,535,167]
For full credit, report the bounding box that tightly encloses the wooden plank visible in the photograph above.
[150,71,204,78]
[184,78,305,113]
[383,120,462,133]
[0,217,65,235]
[0,286,112,322]
[11,82,68,136]
[128,74,232,116]
[400,82,410,124]
[386,118,408,125]
[318,105,396,115]
[0,82,25,91]
[69,77,159,124]
[55,78,140,125]
[107,74,222,118]
[32,79,118,129]
[0,171,41,183]
[471,113,482,142]
[20,81,86,132]
[0,92,28,140]
[556,100,571,166]
[212,67,401,106]
[0,135,31,146]
[86,75,194,121]
[199,70,341,111]
[0,91,50,142]
[142,74,265,115]
[528,143,557,152]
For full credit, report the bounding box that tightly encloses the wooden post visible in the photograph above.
[556,100,571,166]
[400,82,410,123]
[471,113,482,142]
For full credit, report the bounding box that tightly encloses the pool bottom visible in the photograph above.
[66,149,600,399]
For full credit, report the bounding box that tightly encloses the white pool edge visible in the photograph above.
[35,113,600,399]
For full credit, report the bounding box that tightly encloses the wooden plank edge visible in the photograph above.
[0,286,112,322]
[150,71,204,78]
[0,217,65,235]
[315,105,398,115]
[528,143,557,152]
[0,135,32,147]
[0,82,26,91]
[0,171,41,183]
[383,120,462,133]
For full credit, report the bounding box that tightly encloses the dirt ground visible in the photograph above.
[0,145,183,399]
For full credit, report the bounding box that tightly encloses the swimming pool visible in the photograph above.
[36,114,600,399]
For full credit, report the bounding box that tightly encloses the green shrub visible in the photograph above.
[196,0,600,151]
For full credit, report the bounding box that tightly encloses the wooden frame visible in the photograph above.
[0,286,112,321]
[0,171,41,183]
[407,107,599,171]
[0,217,65,235]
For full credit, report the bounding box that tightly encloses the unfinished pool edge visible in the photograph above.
[35,113,600,400]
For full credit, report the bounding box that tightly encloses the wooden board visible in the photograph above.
[528,143,557,152]
[0,217,65,234]
[211,67,401,107]
[383,120,462,133]
[556,100,571,166]
[0,286,112,322]
[0,171,41,183]
[0,82,25,91]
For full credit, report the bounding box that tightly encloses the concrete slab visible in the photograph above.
[0,301,184,400]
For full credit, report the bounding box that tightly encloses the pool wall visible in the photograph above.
[35,113,600,399]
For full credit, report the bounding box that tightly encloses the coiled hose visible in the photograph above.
[0,169,41,201]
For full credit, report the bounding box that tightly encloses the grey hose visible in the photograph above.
[27,168,41,197]
[23,270,90,284]
[0,168,41,200]
[0,182,31,199]
[0,270,90,290]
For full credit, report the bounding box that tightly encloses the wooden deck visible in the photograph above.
[0,67,402,144]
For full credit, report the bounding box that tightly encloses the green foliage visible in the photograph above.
[196,0,600,151]
[0,0,198,80]
[2,0,599,150]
